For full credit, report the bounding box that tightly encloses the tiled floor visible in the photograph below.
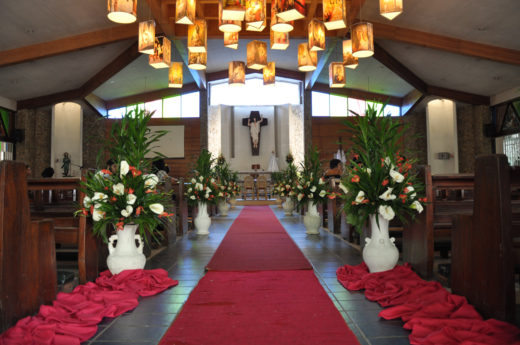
[86,206,411,345]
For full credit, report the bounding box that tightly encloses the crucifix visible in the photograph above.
[242,111,268,156]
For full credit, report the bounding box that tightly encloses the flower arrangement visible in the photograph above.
[214,155,236,200]
[77,110,173,243]
[185,149,219,205]
[339,103,426,231]
[228,172,241,198]
[272,162,298,198]
[294,147,330,207]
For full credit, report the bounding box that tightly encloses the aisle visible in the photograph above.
[158,206,361,345]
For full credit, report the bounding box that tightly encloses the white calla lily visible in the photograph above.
[120,160,129,178]
[83,196,92,208]
[113,183,125,195]
[355,191,365,204]
[310,186,317,193]
[121,205,133,218]
[190,195,196,200]
[319,190,326,198]
[149,203,164,215]
[92,192,108,201]
[389,169,405,183]
[379,187,397,201]
[144,174,159,189]
[92,204,105,221]
[411,200,424,213]
[378,205,395,221]
[126,194,137,205]
[339,183,349,194]
[297,193,304,201]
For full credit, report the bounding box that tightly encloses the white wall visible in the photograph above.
[426,99,459,174]
[208,105,222,159]
[0,96,16,111]
[51,102,83,177]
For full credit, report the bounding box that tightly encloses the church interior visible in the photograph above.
[0,0,520,344]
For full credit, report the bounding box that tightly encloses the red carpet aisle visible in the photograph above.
[0,269,177,345]
[160,206,361,345]
[337,263,520,345]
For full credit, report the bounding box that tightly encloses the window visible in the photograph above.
[210,77,301,106]
[107,107,126,119]
[311,91,402,117]
[163,96,181,118]
[503,133,520,166]
[181,92,200,118]
[311,92,329,117]
[330,94,348,117]
[145,100,162,118]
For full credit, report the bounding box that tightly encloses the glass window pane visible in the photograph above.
[348,98,366,116]
[366,101,383,115]
[145,99,162,118]
[126,103,144,115]
[312,91,330,116]
[330,94,348,117]
[163,96,181,118]
[384,104,401,117]
[107,107,126,119]
[181,92,200,118]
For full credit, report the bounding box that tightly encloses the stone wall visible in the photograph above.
[456,104,492,173]
[402,109,428,166]
[81,102,107,170]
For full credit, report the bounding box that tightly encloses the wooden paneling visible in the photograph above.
[311,117,355,163]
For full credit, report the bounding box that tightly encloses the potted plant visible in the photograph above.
[274,163,298,215]
[295,147,330,234]
[185,149,219,235]
[77,110,173,275]
[338,103,426,273]
[214,155,233,216]
[228,171,241,208]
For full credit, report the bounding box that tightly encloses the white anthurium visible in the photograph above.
[355,191,365,204]
[188,188,193,193]
[339,183,348,194]
[389,169,405,183]
[319,178,325,185]
[411,200,424,213]
[113,183,125,196]
[92,204,105,221]
[191,178,196,183]
[121,205,133,218]
[285,184,291,189]
[206,187,212,193]
[384,157,392,166]
[205,193,210,199]
[405,186,416,199]
[144,174,159,189]
[297,193,304,201]
[308,193,314,199]
[220,185,225,190]
[218,192,223,197]
[310,186,317,193]
[379,187,396,201]
[83,196,92,208]
[92,192,108,201]
[211,178,215,183]
[319,190,327,198]
[366,168,372,175]
[195,182,203,191]
[120,160,129,178]
[190,195,196,200]
[126,193,137,205]
[199,176,204,182]
[378,205,395,221]
[149,203,164,215]
[297,185,303,190]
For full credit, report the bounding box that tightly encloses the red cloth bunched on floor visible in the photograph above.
[337,263,520,345]
[0,269,177,345]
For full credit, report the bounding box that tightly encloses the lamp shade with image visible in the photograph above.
[298,43,317,71]
[149,36,171,68]
[271,0,294,33]
[188,19,207,53]
[351,22,374,58]
[219,0,242,32]
[308,19,325,51]
[245,0,266,29]
[329,62,346,88]
[169,62,183,88]
[323,0,347,30]
[175,0,196,24]
[246,16,266,31]
[138,20,155,54]
[224,32,239,49]
[275,0,305,22]
[270,29,289,50]
[379,0,403,20]
[342,39,359,69]
[263,62,276,86]
[107,0,137,24]
[247,40,268,70]
[188,52,207,70]
[229,61,246,85]
[220,0,246,21]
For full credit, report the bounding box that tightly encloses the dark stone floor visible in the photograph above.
[85,206,411,345]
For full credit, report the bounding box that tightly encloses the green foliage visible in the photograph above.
[294,146,330,207]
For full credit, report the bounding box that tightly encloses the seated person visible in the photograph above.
[324,159,343,178]
[106,159,117,174]
[41,167,54,178]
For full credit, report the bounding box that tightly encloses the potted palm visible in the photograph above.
[338,104,426,273]
[77,110,173,275]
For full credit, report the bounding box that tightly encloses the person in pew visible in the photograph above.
[26,164,31,177]
[106,159,117,175]
[324,158,343,179]
[41,167,54,178]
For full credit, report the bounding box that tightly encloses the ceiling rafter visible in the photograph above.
[305,38,340,90]
[312,82,403,106]
[401,89,424,116]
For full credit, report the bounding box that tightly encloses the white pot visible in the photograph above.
[107,223,146,275]
[283,197,295,216]
[277,196,284,208]
[194,201,211,235]
[229,197,237,209]
[303,201,321,235]
[217,199,230,216]
[363,214,399,273]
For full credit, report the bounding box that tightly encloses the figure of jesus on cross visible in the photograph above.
[242,111,268,156]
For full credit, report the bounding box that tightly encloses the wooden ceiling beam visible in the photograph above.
[401,89,424,116]
[372,21,520,66]
[17,89,84,110]
[427,85,489,106]
[105,83,200,109]
[305,38,340,90]
[84,93,108,117]
[311,82,403,106]
[305,0,319,24]
[0,24,139,68]
[172,40,207,89]
[337,0,367,38]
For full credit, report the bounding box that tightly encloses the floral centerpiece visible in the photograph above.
[77,110,173,274]
[338,103,426,272]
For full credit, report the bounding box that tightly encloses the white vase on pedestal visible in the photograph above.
[283,197,295,216]
[107,223,146,275]
[217,199,229,216]
[363,214,399,273]
[194,201,211,235]
[303,200,321,235]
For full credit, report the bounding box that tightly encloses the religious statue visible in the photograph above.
[61,152,71,177]
[242,111,268,156]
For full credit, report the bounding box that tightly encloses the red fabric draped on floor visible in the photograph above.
[206,206,312,271]
[0,269,177,345]
[160,206,361,345]
[337,263,520,345]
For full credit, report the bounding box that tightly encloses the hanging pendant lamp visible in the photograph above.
[297,43,317,71]
[270,29,289,50]
[149,36,171,68]
[188,19,208,53]
[379,0,403,20]
[220,0,246,21]
[323,0,347,30]
[107,0,137,24]
[329,62,345,88]
[271,0,294,33]
[263,62,276,86]
[351,22,374,58]
[247,40,267,70]
[138,20,155,54]
[188,52,207,70]
[342,39,359,69]
[308,19,325,51]
[229,61,246,85]
[169,62,183,88]
[275,0,305,22]
[224,32,239,49]
[219,0,242,32]
[245,0,266,29]
[175,0,196,24]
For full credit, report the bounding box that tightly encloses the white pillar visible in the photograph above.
[51,102,83,177]
[426,99,459,174]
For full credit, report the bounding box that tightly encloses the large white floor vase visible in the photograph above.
[283,197,295,216]
[229,197,237,209]
[363,214,399,273]
[107,223,146,275]
[303,201,321,235]
[194,201,211,235]
[217,199,229,216]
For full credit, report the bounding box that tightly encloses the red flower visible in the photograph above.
[136,206,144,215]
[328,194,336,200]
[399,194,406,199]
[116,222,124,230]
[81,208,88,216]
[101,169,112,175]
[382,179,389,186]
[351,175,360,183]
[361,199,369,204]
[128,188,134,194]
[110,196,117,202]
[104,186,109,190]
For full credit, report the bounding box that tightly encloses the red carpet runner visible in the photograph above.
[0,269,177,345]
[160,206,361,345]
[337,263,520,345]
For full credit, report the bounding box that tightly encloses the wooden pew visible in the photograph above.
[0,161,57,332]
[451,154,516,323]
[403,166,474,278]
[174,180,189,236]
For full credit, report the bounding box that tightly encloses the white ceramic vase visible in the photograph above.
[283,197,295,216]
[229,197,237,209]
[303,201,321,235]
[363,214,399,273]
[107,223,146,275]
[217,199,230,216]
[194,201,211,235]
